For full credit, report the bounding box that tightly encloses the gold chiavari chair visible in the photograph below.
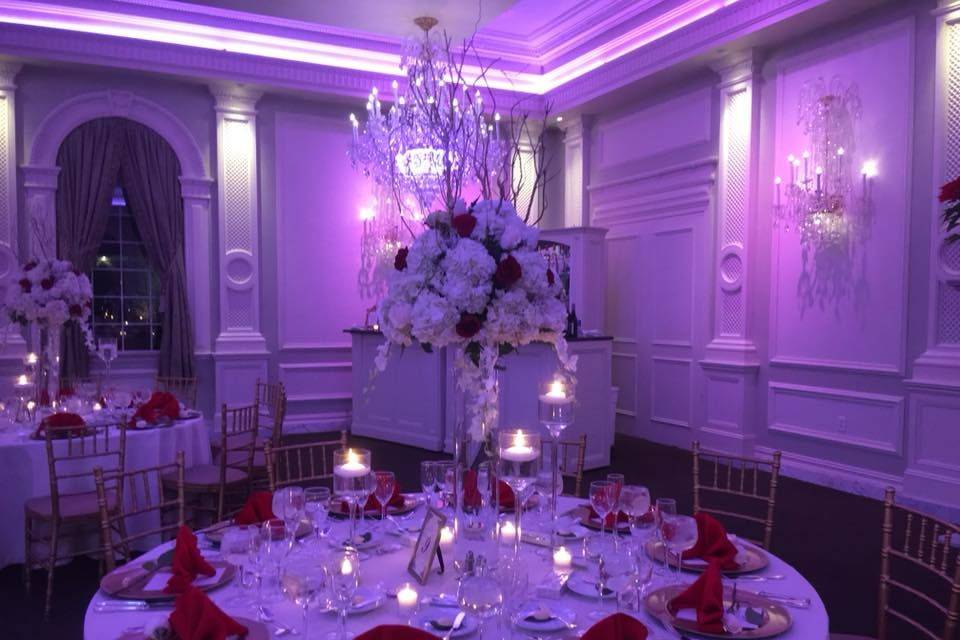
[558,433,587,497]
[255,378,287,446]
[162,403,258,523]
[832,488,960,640]
[58,376,101,399]
[263,431,349,492]
[155,375,199,408]
[24,420,127,618]
[692,441,782,550]
[94,451,186,573]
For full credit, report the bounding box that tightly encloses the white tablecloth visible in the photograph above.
[0,416,211,569]
[84,497,829,639]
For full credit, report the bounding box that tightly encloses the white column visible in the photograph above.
[513,120,544,221]
[903,1,960,511]
[560,116,593,228]
[699,53,762,454]
[210,84,267,411]
[0,62,24,354]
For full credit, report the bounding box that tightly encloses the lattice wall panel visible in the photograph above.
[720,292,743,337]
[722,88,748,247]
[0,94,8,247]
[939,22,960,346]
[222,118,253,254]
[937,282,960,344]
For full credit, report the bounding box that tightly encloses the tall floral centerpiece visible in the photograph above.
[4,259,94,404]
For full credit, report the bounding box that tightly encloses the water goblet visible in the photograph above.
[654,498,677,575]
[281,564,325,638]
[273,486,306,539]
[419,461,437,506]
[589,480,618,551]
[221,527,254,606]
[662,513,698,583]
[620,485,652,549]
[373,470,396,531]
[325,548,360,640]
[458,570,504,639]
[304,486,331,548]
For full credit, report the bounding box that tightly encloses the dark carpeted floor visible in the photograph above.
[0,433,884,638]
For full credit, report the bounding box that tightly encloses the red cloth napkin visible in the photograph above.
[581,613,649,640]
[35,412,87,439]
[169,585,248,640]
[164,526,216,594]
[234,491,276,525]
[355,625,435,640]
[587,506,630,527]
[682,512,739,570]
[667,561,725,633]
[362,483,405,512]
[463,469,515,510]
[132,391,180,424]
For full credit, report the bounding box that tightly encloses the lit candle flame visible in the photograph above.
[512,431,527,448]
[346,449,359,465]
[546,379,566,399]
[340,557,354,575]
[17,374,28,385]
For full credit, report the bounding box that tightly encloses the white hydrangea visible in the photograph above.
[439,239,496,314]
[410,289,459,345]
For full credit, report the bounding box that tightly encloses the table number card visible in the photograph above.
[408,507,446,584]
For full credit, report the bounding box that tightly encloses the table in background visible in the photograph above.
[83,497,829,639]
[0,416,211,568]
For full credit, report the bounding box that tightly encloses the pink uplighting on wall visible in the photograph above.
[0,0,738,95]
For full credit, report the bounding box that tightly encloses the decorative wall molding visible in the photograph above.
[0,61,22,354]
[769,356,901,376]
[560,116,592,227]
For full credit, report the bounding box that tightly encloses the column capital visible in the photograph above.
[559,114,594,146]
[209,83,262,115]
[710,50,763,89]
[0,61,22,91]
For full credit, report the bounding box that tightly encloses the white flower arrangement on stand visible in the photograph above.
[376,198,576,442]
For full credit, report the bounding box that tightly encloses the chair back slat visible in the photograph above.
[95,451,185,573]
[255,379,287,447]
[155,376,199,408]
[264,431,348,491]
[213,403,259,520]
[878,487,960,640]
[45,421,127,516]
[691,441,781,550]
[557,434,587,497]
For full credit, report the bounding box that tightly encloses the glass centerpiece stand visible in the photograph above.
[497,429,541,562]
[333,448,372,546]
[538,377,574,550]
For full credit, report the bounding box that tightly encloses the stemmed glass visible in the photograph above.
[246,527,269,619]
[620,485,652,550]
[437,461,455,511]
[662,513,698,583]
[538,377,574,549]
[459,567,504,639]
[262,519,293,602]
[420,461,437,507]
[273,486,305,539]
[221,527,255,606]
[374,470,396,530]
[589,480,618,552]
[606,473,625,550]
[497,429,541,561]
[325,549,360,640]
[654,498,676,576]
[94,337,118,389]
[282,564,325,638]
[304,487,331,549]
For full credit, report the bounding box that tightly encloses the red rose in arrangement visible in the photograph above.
[394,247,409,271]
[547,269,555,286]
[456,313,482,338]
[23,261,37,271]
[940,176,960,203]
[40,277,54,290]
[19,278,31,292]
[451,213,477,238]
[69,304,83,317]
[494,255,522,288]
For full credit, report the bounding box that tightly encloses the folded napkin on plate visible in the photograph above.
[164,526,216,594]
[132,391,180,425]
[587,506,630,527]
[355,624,435,640]
[234,491,276,525]
[682,512,739,570]
[462,469,515,510]
[667,561,725,633]
[169,585,248,640]
[34,412,87,439]
[581,613,649,640]
[344,483,404,513]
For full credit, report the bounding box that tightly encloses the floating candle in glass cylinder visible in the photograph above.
[396,582,418,617]
[24,353,37,366]
[499,520,516,544]
[539,377,574,427]
[334,448,371,477]
[553,546,572,569]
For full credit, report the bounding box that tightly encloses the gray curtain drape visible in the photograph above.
[55,118,123,380]
[119,120,195,378]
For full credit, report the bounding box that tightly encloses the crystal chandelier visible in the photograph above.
[773,76,876,250]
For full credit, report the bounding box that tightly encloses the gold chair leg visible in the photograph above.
[23,515,32,594]
[44,521,59,620]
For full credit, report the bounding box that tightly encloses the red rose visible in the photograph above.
[494,255,522,288]
[451,213,477,238]
[23,261,37,271]
[940,177,960,203]
[69,304,83,317]
[40,277,54,290]
[547,269,555,286]
[456,313,482,338]
[19,278,31,292]
[394,247,409,271]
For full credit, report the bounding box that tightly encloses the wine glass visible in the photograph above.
[245,528,269,619]
[95,337,118,388]
[420,461,437,506]
[662,513,698,582]
[494,555,528,631]
[619,545,654,613]
[654,498,677,576]
[281,564,325,638]
[304,487,331,548]
[274,487,305,539]
[458,570,504,639]
[325,549,360,640]
[221,527,255,606]
[620,485,652,549]
[373,470,396,530]
[356,471,376,534]
[437,461,455,509]
[589,480,618,551]
[262,518,292,602]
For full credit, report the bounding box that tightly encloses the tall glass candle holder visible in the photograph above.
[333,448,371,544]
[497,428,540,561]
[538,377,574,548]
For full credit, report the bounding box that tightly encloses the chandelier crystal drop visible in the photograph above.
[773,76,875,250]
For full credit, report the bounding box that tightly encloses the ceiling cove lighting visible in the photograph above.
[0,0,738,95]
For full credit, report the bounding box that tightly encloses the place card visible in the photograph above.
[408,507,446,585]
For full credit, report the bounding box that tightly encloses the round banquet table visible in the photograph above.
[84,496,829,640]
[0,415,211,569]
